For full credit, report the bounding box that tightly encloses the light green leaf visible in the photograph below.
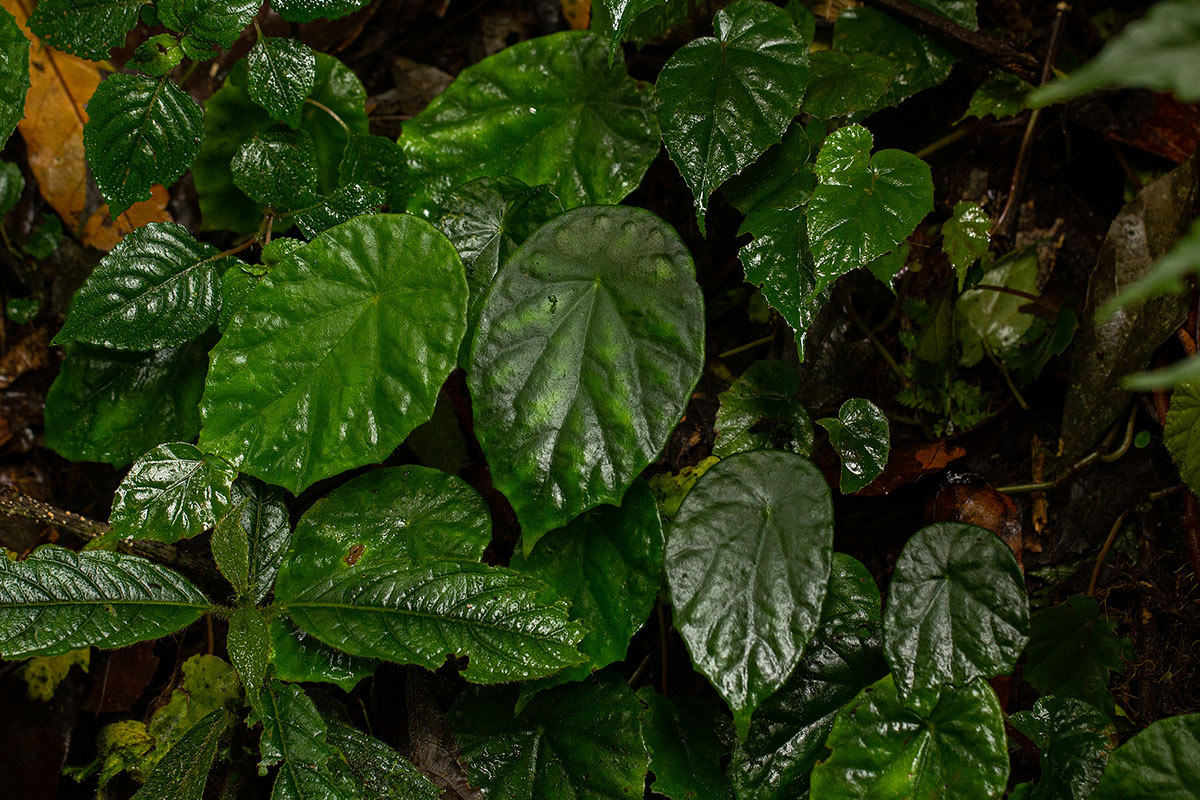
[129,34,185,77]
[228,606,269,700]
[1010,696,1114,800]
[451,672,648,800]
[158,0,258,58]
[944,201,991,289]
[199,214,467,494]
[956,245,1039,366]
[0,7,29,147]
[44,339,209,468]
[400,30,658,212]
[211,476,291,603]
[53,223,229,350]
[1031,0,1200,106]
[802,50,894,119]
[730,554,887,800]
[713,360,812,458]
[0,546,210,660]
[468,205,704,547]
[666,450,834,737]
[1166,382,1200,495]
[231,128,320,210]
[810,675,1009,799]
[294,183,385,239]
[807,124,933,290]
[817,398,890,494]
[83,74,204,217]
[248,37,317,129]
[647,456,719,520]
[1025,594,1132,717]
[271,0,368,23]
[638,689,732,800]
[1103,220,1200,317]
[132,709,230,800]
[28,0,145,60]
[251,680,358,800]
[721,122,815,216]
[109,442,236,543]
[281,559,586,683]
[883,522,1028,712]
[268,615,378,691]
[961,70,1032,121]
[148,654,240,757]
[1094,712,1200,800]
[656,0,810,231]
[325,721,441,800]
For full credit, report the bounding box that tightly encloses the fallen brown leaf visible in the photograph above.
[0,328,48,389]
[857,440,967,496]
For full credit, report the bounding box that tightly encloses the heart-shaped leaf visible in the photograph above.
[817,397,890,494]
[666,450,834,737]
[109,442,237,543]
[944,200,991,289]
[713,360,812,458]
[199,214,467,494]
[468,205,704,547]
[1010,696,1114,800]
[248,36,316,128]
[1093,712,1200,800]
[1024,594,1131,717]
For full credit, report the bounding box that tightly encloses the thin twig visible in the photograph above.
[914,122,982,160]
[838,286,913,387]
[972,283,1060,313]
[305,98,351,134]
[984,339,1029,411]
[717,335,774,359]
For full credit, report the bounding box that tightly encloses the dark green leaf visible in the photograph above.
[810,675,1009,799]
[23,213,62,259]
[339,133,408,209]
[228,606,269,700]
[730,554,887,800]
[400,30,659,211]
[944,200,991,290]
[1025,595,1131,717]
[231,128,320,210]
[211,476,291,603]
[451,672,648,800]
[817,398,890,493]
[638,689,732,800]
[0,546,210,659]
[158,0,257,57]
[832,4,959,108]
[44,340,208,468]
[1010,696,1114,800]
[53,223,229,350]
[722,123,815,216]
[0,7,30,147]
[656,0,809,230]
[294,183,385,239]
[1093,712,1200,800]
[109,442,236,543]
[325,721,441,800]
[666,450,834,737]
[248,37,317,129]
[268,615,379,690]
[883,522,1028,712]
[802,50,894,119]
[131,709,230,800]
[271,0,368,23]
[1166,382,1200,495]
[28,0,146,60]
[593,0,688,51]
[0,161,24,215]
[955,246,1039,367]
[199,214,467,494]
[596,0,667,58]
[468,205,704,547]
[961,70,1032,121]
[713,360,812,458]
[251,680,358,800]
[5,297,38,324]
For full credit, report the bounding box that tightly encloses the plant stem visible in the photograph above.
[305,98,351,134]
[971,283,1060,313]
[914,122,981,160]
[839,287,912,388]
[717,334,774,358]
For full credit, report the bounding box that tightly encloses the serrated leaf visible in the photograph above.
[294,183,385,238]
[730,554,887,800]
[132,709,230,800]
[83,74,204,217]
[450,672,648,800]
[199,214,467,494]
[252,680,359,800]
[231,127,320,210]
[148,654,241,758]
[44,339,209,468]
[468,205,704,547]
[400,30,659,212]
[0,546,210,659]
[325,721,441,800]
[883,522,1028,712]
[722,122,815,216]
[211,476,291,603]
[817,398,890,494]
[28,0,146,60]
[944,200,991,289]
[1166,382,1200,495]
[807,124,933,289]
[810,675,1009,799]
[268,615,379,691]
[656,0,809,231]
[109,442,236,543]
[1031,0,1200,106]
[228,606,269,699]
[1010,696,1114,800]
[596,0,667,59]
[53,222,229,350]
[158,0,258,58]
[713,360,812,458]
[1025,594,1131,717]
[961,70,1032,122]
[956,246,1039,366]
[248,37,317,128]
[510,480,663,694]
[802,50,894,119]
[666,450,834,737]
[339,132,407,208]
[638,689,732,800]
[0,7,29,147]
[1093,712,1200,800]
[271,0,367,23]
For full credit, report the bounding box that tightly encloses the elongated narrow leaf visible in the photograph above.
[282,559,586,683]
[1094,712,1200,799]
[159,0,258,57]
[1011,697,1114,800]
[83,74,204,217]
[53,223,229,350]
[0,7,29,147]
[211,476,291,603]
[0,546,210,659]
[251,680,359,800]
[28,0,146,60]
[109,442,236,543]
[132,709,230,800]
[199,214,467,493]
[883,522,1028,712]
[817,398,890,494]
[227,606,269,699]
[1103,220,1200,316]
[326,722,441,800]
[656,0,810,230]
[248,37,317,128]
[400,30,658,211]
[469,205,704,546]
[713,360,812,458]
[666,450,834,737]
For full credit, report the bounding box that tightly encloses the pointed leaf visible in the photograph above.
[802,50,894,119]
[268,615,379,691]
[1093,712,1200,800]
[1010,697,1114,800]
[158,0,259,57]
[28,0,146,60]
[1024,594,1131,717]
[251,680,358,800]
[816,398,890,494]
[596,0,667,58]
[228,606,269,700]
[211,476,291,603]
[638,689,732,800]
[248,37,317,128]
[131,709,230,800]
[294,183,385,239]
[231,127,320,210]
[147,654,241,758]
[109,442,237,543]
[714,360,812,458]
[944,200,991,289]
[0,7,29,147]
[1105,220,1200,322]
[325,721,441,800]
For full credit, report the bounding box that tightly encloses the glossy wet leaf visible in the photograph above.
[294,183,385,239]
[339,132,408,208]
[810,675,1009,799]
[817,398,890,493]
[274,465,491,599]
[730,554,887,800]
[1093,712,1200,800]
[211,476,291,603]
[1025,595,1131,717]
[1166,383,1200,495]
[450,672,648,800]
[53,223,229,350]
[28,0,145,60]
[227,606,269,699]
[199,214,467,494]
[1010,696,1114,800]
[0,7,29,147]
[807,124,933,289]
[83,74,204,217]
[231,128,320,210]
[944,201,991,289]
[509,480,663,692]
[713,360,812,457]
[1031,0,1200,106]
[251,680,358,800]
[109,442,236,543]
[159,0,258,58]
[281,559,586,682]
[638,689,732,800]
[597,0,667,58]
[0,160,23,215]
[248,37,317,128]
[268,615,378,691]
[0,546,210,659]
[468,206,704,546]
[956,246,1039,366]
[44,340,208,468]
[401,30,658,211]
[883,522,1028,712]
[131,709,230,800]
[593,0,688,50]
[656,0,810,230]
[129,34,185,76]
[721,123,815,216]
[271,0,368,23]
[802,50,894,119]
[325,721,441,800]
[666,450,834,737]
